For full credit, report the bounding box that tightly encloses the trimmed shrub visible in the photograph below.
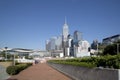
[6,66,18,75]
[6,63,32,75]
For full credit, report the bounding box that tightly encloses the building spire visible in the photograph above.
[65,16,67,24]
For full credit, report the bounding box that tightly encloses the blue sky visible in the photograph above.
[0,0,120,50]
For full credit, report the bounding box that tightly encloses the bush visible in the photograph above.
[6,66,18,75]
[94,55,120,69]
[6,63,32,75]
[103,40,120,55]
[48,59,96,68]
[48,54,120,69]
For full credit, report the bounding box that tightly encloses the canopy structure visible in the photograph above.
[11,48,33,53]
[0,48,33,54]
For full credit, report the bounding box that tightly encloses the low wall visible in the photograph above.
[48,62,120,80]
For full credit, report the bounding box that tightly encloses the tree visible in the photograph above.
[0,51,6,57]
[0,51,13,60]
[103,40,120,55]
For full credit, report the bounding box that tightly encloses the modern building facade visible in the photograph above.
[73,30,82,43]
[56,36,62,50]
[50,37,57,50]
[102,34,120,45]
[46,36,62,51]
[66,34,73,56]
[46,40,50,51]
[91,39,98,50]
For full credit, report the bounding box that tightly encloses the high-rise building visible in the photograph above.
[62,18,69,42]
[67,34,73,47]
[91,40,98,50]
[50,37,57,50]
[56,35,62,50]
[62,18,69,56]
[73,30,82,44]
[46,40,50,51]
[67,34,73,56]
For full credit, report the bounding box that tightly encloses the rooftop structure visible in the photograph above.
[103,34,120,45]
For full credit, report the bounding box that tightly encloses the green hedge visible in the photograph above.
[48,59,96,68]
[48,54,120,69]
[6,63,32,75]
[95,55,120,69]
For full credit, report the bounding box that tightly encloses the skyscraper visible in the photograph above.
[50,37,57,50]
[56,35,62,50]
[62,17,69,42]
[62,17,69,56]
[73,30,82,43]
[46,40,50,51]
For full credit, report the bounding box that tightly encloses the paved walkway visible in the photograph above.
[0,65,10,80]
[7,63,72,80]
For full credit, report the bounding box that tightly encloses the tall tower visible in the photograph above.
[62,17,69,42]
[62,17,69,57]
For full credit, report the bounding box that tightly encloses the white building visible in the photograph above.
[74,40,90,57]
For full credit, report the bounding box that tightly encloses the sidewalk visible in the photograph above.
[7,63,72,80]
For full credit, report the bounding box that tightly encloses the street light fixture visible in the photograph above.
[13,51,15,66]
[97,43,99,55]
[5,47,8,61]
[117,43,119,54]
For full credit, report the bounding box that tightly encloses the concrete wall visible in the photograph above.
[118,69,120,80]
[48,62,120,80]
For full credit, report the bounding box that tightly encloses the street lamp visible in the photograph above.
[5,47,8,61]
[117,43,119,54]
[97,43,99,55]
[13,52,15,66]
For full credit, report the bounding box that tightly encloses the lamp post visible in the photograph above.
[117,43,119,54]
[13,52,15,66]
[97,43,99,55]
[12,49,16,66]
[5,47,8,61]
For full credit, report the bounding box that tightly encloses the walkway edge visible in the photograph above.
[48,62,120,80]
[47,62,76,80]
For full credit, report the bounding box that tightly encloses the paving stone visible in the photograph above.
[7,63,72,80]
